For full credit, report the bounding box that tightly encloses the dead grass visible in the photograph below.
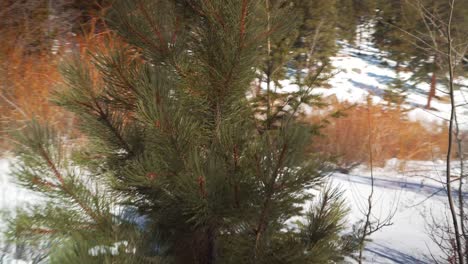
[0,12,452,166]
[307,98,449,169]
[0,17,114,151]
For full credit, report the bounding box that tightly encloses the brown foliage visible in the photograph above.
[308,98,449,168]
[0,7,112,150]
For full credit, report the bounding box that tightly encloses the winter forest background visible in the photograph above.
[0,0,468,263]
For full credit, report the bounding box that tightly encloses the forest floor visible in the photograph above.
[328,33,467,263]
[265,28,468,130]
[334,160,464,263]
[0,158,461,263]
[270,28,468,263]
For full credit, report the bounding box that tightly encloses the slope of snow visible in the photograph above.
[1,157,452,263]
[262,33,468,130]
[334,159,456,263]
[0,159,31,211]
[0,159,37,264]
[327,40,468,130]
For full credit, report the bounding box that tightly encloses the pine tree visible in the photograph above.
[384,75,407,106]
[293,0,338,71]
[372,1,413,106]
[4,1,354,263]
[380,0,468,109]
[336,0,358,44]
[336,0,376,45]
[373,0,415,68]
[253,0,299,97]
[253,0,326,131]
[257,0,299,84]
[395,0,445,110]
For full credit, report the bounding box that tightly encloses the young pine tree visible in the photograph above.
[4,1,353,263]
[401,0,468,109]
[293,0,338,72]
[336,0,376,46]
[373,0,415,68]
[383,75,407,106]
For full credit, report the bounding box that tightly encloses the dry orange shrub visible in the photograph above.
[0,17,115,150]
[0,45,65,152]
[0,10,451,166]
[307,98,449,168]
[1,48,63,122]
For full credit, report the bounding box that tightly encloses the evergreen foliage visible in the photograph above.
[297,187,352,263]
[293,0,338,70]
[336,0,376,45]
[373,0,468,107]
[256,0,299,87]
[384,75,407,106]
[4,1,354,263]
[252,0,337,130]
[373,0,414,67]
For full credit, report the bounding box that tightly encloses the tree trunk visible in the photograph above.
[426,70,436,109]
[194,228,216,264]
[174,228,216,264]
[446,3,465,262]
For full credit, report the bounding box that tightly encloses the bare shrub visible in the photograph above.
[307,98,449,169]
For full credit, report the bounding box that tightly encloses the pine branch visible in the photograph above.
[38,146,101,224]
[137,0,167,52]
[254,142,288,254]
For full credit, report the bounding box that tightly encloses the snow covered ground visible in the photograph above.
[0,157,461,263]
[325,40,468,130]
[0,159,33,264]
[262,28,468,130]
[0,159,31,212]
[334,159,462,264]
[316,33,468,262]
[261,29,468,262]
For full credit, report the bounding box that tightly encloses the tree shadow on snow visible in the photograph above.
[333,173,468,199]
[367,72,394,85]
[347,50,384,68]
[366,243,433,264]
[349,80,385,97]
